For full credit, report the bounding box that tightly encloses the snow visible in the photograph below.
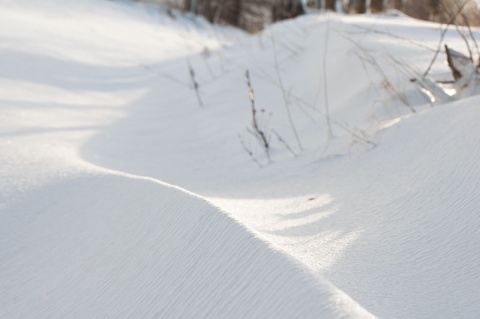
[214,96,480,318]
[1,172,374,318]
[1,0,479,318]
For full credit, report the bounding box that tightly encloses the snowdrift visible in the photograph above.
[0,1,375,317]
[1,0,480,317]
[0,173,374,318]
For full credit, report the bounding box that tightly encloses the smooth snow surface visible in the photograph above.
[0,1,374,318]
[0,173,373,318]
[1,0,479,318]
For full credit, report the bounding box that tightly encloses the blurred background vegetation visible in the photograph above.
[135,0,480,32]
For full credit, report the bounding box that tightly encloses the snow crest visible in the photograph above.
[0,173,374,318]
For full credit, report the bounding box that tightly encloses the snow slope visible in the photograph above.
[0,0,374,318]
[78,8,480,319]
[0,172,373,318]
[213,95,480,318]
[1,0,480,318]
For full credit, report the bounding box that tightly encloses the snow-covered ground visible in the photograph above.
[1,0,479,318]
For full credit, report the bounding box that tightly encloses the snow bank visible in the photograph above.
[2,0,479,317]
[0,1,376,317]
[0,173,374,318]
[73,12,480,318]
[216,94,480,318]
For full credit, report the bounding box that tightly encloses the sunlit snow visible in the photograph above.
[1,0,480,318]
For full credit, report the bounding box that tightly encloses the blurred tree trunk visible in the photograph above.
[402,0,427,20]
[326,0,336,11]
[185,0,200,14]
[370,0,384,13]
[199,0,215,22]
[216,0,241,26]
[213,0,227,23]
[272,0,305,22]
[394,0,403,10]
[342,0,354,12]
[179,0,480,29]
[429,0,441,21]
[357,0,366,13]
[184,0,191,12]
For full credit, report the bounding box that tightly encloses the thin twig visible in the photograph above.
[443,2,473,61]
[245,70,270,161]
[339,33,415,112]
[272,129,297,157]
[239,134,263,167]
[461,13,480,61]
[290,93,378,147]
[347,26,437,52]
[187,59,203,107]
[454,24,473,61]
[271,33,304,152]
[323,19,334,139]
[422,0,472,78]
[142,64,190,88]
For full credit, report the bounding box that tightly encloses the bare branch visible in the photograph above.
[271,33,304,152]
[272,129,297,157]
[238,134,263,167]
[422,0,472,78]
[461,12,480,62]
[245,70,270,161]
[187,59,203,107]
[322,19,334,139]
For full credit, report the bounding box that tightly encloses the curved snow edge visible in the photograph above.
[0,172,375,318]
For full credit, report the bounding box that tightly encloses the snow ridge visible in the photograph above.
[0,172,375,318]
